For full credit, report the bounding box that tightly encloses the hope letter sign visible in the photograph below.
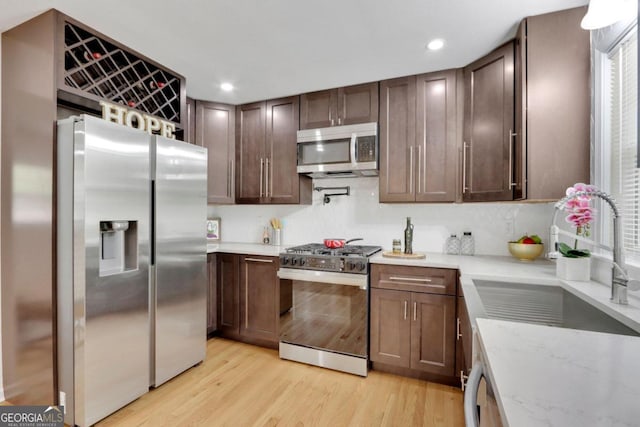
[99,101,176,139]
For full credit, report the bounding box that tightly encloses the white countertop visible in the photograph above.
[477,318,640,427]
[207,241,286,257]
[370,251,558,280]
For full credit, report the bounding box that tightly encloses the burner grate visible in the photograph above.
[285,243,382,257]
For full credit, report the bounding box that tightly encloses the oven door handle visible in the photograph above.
[464,363,485,427]
[277,268,368,289]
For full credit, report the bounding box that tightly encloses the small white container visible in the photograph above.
[460,232,474,256]
[556,256,591,281]
[445,234,461,255]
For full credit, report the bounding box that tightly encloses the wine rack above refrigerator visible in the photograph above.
[59,17,186,129]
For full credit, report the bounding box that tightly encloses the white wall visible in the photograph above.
[209,177,555,256]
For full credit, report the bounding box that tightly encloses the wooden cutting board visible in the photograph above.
[381,251,426,259]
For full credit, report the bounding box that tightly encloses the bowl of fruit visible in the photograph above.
[508,234,544,261]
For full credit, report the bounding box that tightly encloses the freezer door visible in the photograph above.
[58,115,151,427]
[152,136,207,386]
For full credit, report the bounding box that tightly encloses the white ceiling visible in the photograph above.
[2,0,589,105]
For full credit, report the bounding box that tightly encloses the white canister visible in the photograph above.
[556,256,591,281]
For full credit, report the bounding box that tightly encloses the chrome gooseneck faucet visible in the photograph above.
[550,190,628,304]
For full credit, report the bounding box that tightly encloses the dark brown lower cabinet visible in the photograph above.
[216,253,280,347]
[370,264,458,384]
[369,289,411,366]
[370,289,456,377]
[456,295,473,389]
[207,254,217,334]
[217,253,240,338]
[239,255,279,343]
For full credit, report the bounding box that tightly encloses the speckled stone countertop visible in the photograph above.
[476,318,640,427]
[207,242,286,257]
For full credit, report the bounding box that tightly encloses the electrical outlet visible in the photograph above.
[505,220,515,237]
[59,391,66,413]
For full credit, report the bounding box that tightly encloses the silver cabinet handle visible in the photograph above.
[329,110,334,126]
[245,257,273,263]
[227,160,232,198]
[464,364,484,427]
[264,158,268,198]
[403,301,408,320]
[508,129,517,189]
[417,144,422,194]
[413,301,417,321]
[259,158,264,198]
[457,318,462,340]
[338,117,342,125]
[460,370,469,391]
[229,160,235,198]
[462,141,468,194]
[389,276,432,283]
[409,146,414,194]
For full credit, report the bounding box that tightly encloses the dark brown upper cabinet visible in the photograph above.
[379,70,459,203]
[416,70,459,202]
[196,101,235,204]
[462,42,516,202]
[236,96,311,204]
[517,6,590,200]
[379,77,416,202]
[300,82,378,129]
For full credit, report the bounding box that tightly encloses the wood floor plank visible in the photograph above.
[87,337,465,427]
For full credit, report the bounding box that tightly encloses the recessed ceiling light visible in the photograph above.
[427,39,445,51]
[220,82,234,91]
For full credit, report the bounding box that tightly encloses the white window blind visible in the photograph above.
[608,28,639,262]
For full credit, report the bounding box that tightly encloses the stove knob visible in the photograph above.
[299,258,306,266]
[291,257,298,266]
[356,262,366,272]
[346,261,355,271]
[281,256,290,265]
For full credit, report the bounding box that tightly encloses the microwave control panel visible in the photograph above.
[356,136,376,162]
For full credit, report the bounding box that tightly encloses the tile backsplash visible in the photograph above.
[209,177,556,256]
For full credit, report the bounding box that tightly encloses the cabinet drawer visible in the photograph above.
[371,264,457,295]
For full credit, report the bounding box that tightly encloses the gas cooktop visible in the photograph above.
[284,243,382,257]
[279,243,382,274]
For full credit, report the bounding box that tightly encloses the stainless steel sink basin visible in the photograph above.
[473,280,640,337]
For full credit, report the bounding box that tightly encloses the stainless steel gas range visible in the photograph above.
[277,243,382,376]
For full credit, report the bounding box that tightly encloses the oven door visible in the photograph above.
[277,268,368,358]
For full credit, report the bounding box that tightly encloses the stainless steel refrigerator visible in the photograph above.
[56,115,207,427]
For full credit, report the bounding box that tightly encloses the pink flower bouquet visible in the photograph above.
[560,183,596,257]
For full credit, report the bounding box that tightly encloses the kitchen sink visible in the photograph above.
[473,280,640,337]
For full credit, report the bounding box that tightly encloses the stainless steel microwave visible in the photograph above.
[296,122,378,178]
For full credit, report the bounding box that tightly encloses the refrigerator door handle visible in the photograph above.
[151,179,156,266]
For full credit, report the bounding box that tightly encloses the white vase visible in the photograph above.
[556,256,591,281]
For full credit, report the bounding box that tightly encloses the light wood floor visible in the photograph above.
[95,338,464,427]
